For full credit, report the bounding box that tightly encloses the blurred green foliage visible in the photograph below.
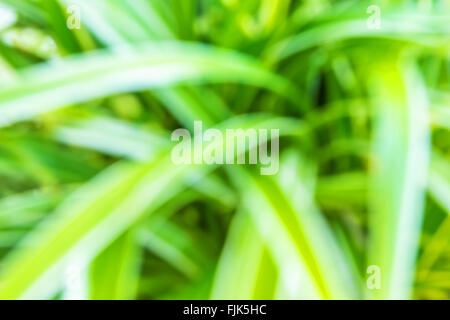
[0,0,449,300]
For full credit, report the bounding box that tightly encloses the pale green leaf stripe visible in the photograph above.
[89,232,141,300]
[367,60,431,299]
[268,15,450,62]
[55,117,171,161]
[211,211,277,300]
[0,41,293,128]
[139,225,200,280]
[0,3,17,31]
[431,105,450,130]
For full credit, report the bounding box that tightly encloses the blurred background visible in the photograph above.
[0,0,449,300]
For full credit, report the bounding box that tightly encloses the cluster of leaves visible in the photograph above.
[0,0,449,299]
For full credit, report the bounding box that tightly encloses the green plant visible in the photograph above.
[0,0,448,300]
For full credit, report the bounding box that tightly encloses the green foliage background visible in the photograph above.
[0,0,449,300]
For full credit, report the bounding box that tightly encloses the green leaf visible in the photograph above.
[211,210,277,299]
[367,58,431,299]
[89,231,142,300]
[226,156,360,299]
[0,41,293,128]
